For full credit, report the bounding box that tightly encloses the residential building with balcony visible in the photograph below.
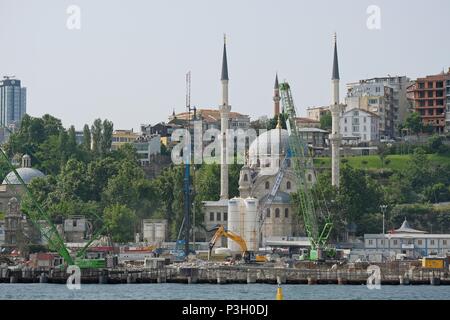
[340,108,380,145]
[408,69,450,134]
[346,81,395,139]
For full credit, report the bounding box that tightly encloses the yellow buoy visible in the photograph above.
[276,285,283,300]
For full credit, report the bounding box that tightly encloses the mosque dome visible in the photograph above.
[2,154,45,185]
[248,129,289,167]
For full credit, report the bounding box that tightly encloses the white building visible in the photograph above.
[364,219,450,259]
[142,219,168,244]
[340,108,380,144]
[346,81,394,139]
[134,134,161,166]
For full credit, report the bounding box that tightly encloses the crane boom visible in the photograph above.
[279,81,333,259]
[0,148,74,265]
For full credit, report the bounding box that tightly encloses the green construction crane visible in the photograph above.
[279,81,333,261]
[0,145,107,268]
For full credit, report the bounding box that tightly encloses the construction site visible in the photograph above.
[1,35,450,289]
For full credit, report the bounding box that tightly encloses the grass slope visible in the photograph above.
[314,154,450,170]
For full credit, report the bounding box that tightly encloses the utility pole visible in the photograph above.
[183,71,196,258]
[380,204,388,235]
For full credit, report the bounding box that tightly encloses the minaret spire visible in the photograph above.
[332,33,340,81]
[221,34,229,81]
[219,35,231,200]
[330,32,342,188]
[273,73,280,116]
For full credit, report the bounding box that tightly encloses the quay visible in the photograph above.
[1,265,449,285]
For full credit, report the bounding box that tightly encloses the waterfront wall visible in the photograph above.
[0,265,449,285]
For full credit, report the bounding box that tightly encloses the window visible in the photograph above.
[243,174,248,182]
[216,212,221,221]
[418,82,425,89]
[223,212,228,221]
[344,118,347,123]
[266,208,270,218]
[380,240,384,245]
[265,181,270,189]
[430,240,435,245]
[428,82,433,88]
[73,220,77,227]
[364,117,367,123]
[352,125,359,132]
[275,208,280,218]
[393,240,398,245]
[428,91,433,98]
[209,212,214,221]
[307,174,312,182]
[286,181,291,190]
[284,208,289,218]
[428,100,434,107]
[368,240,373,245]
[443,240,448,245]
[418,240,423,245]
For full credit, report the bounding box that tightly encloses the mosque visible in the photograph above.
[202,35,343,251]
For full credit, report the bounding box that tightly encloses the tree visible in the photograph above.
[404,112,423,135]
[101,119,114,154]
[82,124,91,151]
[320,111,332,131]
[67,125,78,158]
[423,183,450,203]
[428,134,447,154]
[101,160,145,210]
[377,143,390,168]
[104,204,137,243]
[91,119,103,155]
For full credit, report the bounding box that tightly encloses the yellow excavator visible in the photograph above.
[208,225,267,263]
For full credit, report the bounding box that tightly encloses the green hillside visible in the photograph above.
[314,154,450,170]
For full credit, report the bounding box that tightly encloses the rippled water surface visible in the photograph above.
[0,283,449,300]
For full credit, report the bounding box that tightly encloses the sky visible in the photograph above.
[0,0,449,131]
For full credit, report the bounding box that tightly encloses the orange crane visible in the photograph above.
[208,225,267,263]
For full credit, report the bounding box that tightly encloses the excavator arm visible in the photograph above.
[208,225,248,255]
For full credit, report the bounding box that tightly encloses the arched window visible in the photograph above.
[308,174,312,182]
[275,208,280,218]
[284,208,289,218]
[286,181,291,190]
[265,181,270,190]
[286,159,291,167]
[244,174,248,182]
[266,208,270,218]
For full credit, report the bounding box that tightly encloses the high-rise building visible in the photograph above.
[0,77,27,129]
[407,69,450,134]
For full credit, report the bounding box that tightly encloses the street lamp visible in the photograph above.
[380,205,388,235]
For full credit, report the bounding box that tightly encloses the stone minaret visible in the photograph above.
[330,33,343,187]
[273,73,280,116]
[219,35,231,200]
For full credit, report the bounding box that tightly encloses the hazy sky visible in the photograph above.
[1,0,449,131]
